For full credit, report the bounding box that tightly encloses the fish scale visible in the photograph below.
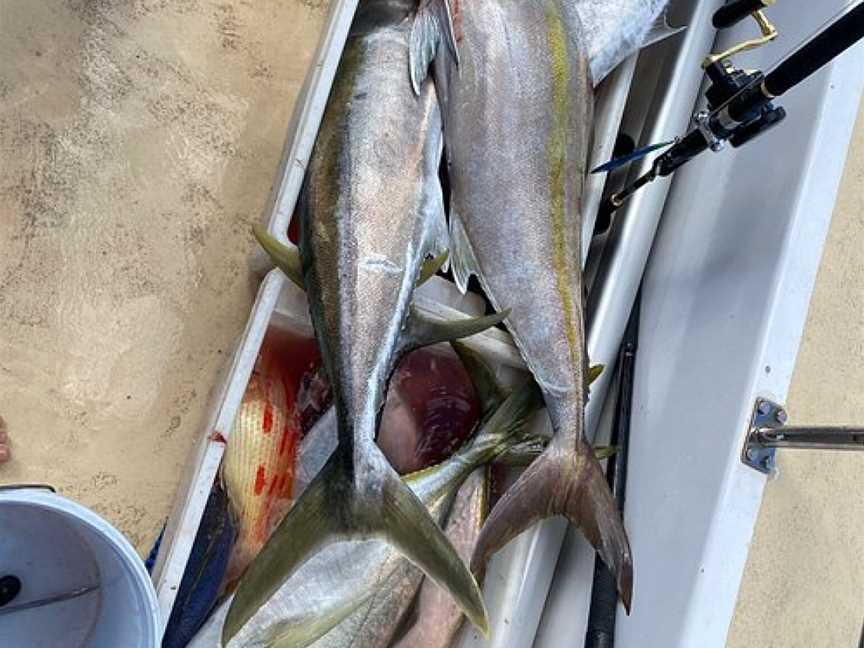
[222,371,301,588]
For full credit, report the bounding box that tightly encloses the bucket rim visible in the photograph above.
[0,488,161,646]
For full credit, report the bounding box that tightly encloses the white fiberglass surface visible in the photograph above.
[537,2,864,647]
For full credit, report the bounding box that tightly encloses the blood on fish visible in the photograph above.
[254,466,266,496]
[221,328,482,592]
[220,330,322,590]
[262,403,273,434]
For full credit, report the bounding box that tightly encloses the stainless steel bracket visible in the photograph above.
[743,397,864,475]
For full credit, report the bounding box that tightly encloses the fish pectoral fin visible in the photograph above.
[223,460,340,645]
[252,224,304,289]
[409,0,459,94]
[643,9,686,49]
[588,364,604,386]
[470,443,633,613]
[378,467,490,636]
[402,307,510,354]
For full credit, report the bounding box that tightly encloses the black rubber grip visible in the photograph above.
[765,2,864,97]
[585,563,619,648]
[713,0,769,29]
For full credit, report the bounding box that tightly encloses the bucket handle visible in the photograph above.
[0,483,56,494]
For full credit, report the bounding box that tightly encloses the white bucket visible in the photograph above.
[0,486,160,648]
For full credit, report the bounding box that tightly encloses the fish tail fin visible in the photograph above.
[471,442,633,613]
[223,458,340,644]
[224,446,489,644]
[377,457,489,635]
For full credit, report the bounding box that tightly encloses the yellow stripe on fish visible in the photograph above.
[545,2,581,379]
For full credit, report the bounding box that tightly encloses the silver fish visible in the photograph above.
[390,469,487,648]
[190,376,544,648]
[223,3,494,636]
[408,0,665,611]
[252,228,507,500]
[573,0,677,84]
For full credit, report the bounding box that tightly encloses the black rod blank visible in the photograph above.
[765,2,864,97]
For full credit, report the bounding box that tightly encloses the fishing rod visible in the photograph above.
[596,0,864,214]
[584,293,640,648]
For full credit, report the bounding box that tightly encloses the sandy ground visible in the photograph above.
[1,3,863,646]
[0,0,328,551]
[726,104,864,647]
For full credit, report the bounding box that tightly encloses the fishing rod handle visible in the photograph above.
[765,2,864,97]
[713,0,774,30]
[585,563,619,648]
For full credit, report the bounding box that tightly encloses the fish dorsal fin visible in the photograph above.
[409,0,459,95]
[448,208,480,295]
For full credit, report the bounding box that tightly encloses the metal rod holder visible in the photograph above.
[743,398,864,475]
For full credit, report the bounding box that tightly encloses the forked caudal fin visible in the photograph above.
[470,440,633,613]
[224,446,489,645]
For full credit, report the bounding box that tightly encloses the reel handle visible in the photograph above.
[713,0,774,30]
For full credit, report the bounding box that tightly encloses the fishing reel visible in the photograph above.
[685,0,786,155]
[600,0,864,213]
[700,2,786,151]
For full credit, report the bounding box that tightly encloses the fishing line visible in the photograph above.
[0,584,100,616]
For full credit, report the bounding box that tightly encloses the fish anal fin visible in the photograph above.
[418,251,450,286]
[450,340,506,420]
[471,442,633,613]
[588,364,604,386]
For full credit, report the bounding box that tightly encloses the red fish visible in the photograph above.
[221,331,321,589]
